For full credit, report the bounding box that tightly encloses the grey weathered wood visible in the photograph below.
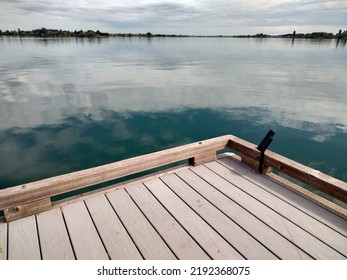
[36,208,75,260]
[85,194,142,260]
[62,201,108,260]
[176,168,312,260]
[219,157,347,236]
[192,165,345,259]
[8,215,40,260]
[145,178,244,260]
[161,173,278,260]
[0,221,7,260]
[126,184,210,260]
[106,188,176,260]
[206,160,347,257]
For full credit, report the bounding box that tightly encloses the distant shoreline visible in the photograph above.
[1,28,346,40]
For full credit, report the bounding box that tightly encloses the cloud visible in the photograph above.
[1,0,346,34]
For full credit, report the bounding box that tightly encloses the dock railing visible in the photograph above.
[0,134,346,221]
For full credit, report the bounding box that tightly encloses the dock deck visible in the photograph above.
[0,135,346,260]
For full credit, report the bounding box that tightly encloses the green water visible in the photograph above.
[0,37,346,192]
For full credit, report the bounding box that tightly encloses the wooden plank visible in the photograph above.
[227,136,347,202]
[208,160,347,256]
[175,168,312,260]
[126,184,210,260]
[55,164,191,209]
[230,152,347,219]
[227,135,260,159]
[264,150,347,203]
[0,221,7,260]
[4,198,52,222]
[219,157,347,236]
[160,173,278,260]
[0,135,232,210]
[191,165,346,259]
[62,201,108,260]
[8,215,41,260]
[144,178,244,260]
[84,194,142,260]
[36,208,75,260]
[106,189,176,260]
[267,172,347,221]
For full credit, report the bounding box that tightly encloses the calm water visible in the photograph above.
[0,37,346,195]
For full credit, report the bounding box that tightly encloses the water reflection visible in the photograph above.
[0,37,346,189]
[1,39,346,130]
[0,108,346,189]
[336,38,347,48]
[1,82,346,134]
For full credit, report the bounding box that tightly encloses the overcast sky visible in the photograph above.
[1,0,346,35]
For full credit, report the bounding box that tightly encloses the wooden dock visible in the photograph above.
[0,135,346,260]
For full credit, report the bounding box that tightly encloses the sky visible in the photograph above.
[0,0,346,35]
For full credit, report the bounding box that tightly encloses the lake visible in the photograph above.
[0,36,346,196]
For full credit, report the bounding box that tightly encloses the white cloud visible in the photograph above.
[0,0,346,34]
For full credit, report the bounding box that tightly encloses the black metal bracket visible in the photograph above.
[256,130,275,173]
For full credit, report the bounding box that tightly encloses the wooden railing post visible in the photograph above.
[189,142,217,166]
[4,198,52,222]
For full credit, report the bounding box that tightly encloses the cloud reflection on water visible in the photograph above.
[0,107,346,189]
[0,37,346,188]
[1,37,346,136]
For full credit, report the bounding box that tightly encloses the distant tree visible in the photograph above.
[41,27,48,37]
[337,29,342,38]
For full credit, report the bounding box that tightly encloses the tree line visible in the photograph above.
[234,30,347,39]
[0,28,187,38]
[0,27,346,39]
[0,28,110,38]
[280,30,347,39]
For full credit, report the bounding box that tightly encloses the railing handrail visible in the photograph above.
[227,136,347,203]
[0,134,346,221]
[0,135,231,211]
